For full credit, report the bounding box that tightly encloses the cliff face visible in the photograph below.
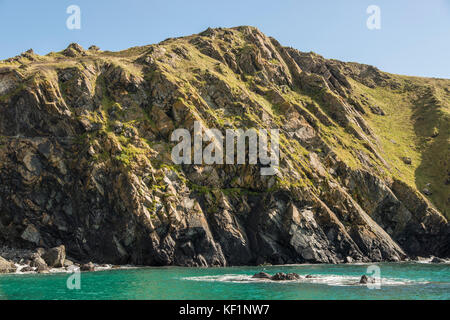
[0,26,448,266]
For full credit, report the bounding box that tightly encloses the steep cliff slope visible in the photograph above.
[0,26,448,266]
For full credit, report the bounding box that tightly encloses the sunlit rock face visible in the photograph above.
[0,26,448,266]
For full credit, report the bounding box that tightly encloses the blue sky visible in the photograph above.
[1,0,449,78]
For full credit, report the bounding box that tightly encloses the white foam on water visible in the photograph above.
[182,273,430,287]
[95,264,113,271]
[10,262,142,275]
[299,274,429,286]
[416,258,450,264]
[416,258,434,264]
[183,274,267,283]
[14,264,35,274]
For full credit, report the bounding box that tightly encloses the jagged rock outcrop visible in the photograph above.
[42,245,66,267]
[0,26,448,266]
[0,256,16,273]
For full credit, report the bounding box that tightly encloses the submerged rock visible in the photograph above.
[252,272,271,279]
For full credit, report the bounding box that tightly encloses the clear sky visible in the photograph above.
[1,0,449,78]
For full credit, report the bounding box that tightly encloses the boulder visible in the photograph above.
[20,224,41,244]
[42,245,66,268]
[20,266,34,272]
[31,256,49,272]
[0,256,17,273]
[431,127,439,138]
[431,257,446,263]
[271,272,301,281]
[88,45,100,51]
[63,43,86,57]
[359,275,376,284]
[369,105,385,116]
[80,262,95,272]
[35,247,46,256]
[252,272,271,279]
[401,157,412,165]
[64,259,74,267]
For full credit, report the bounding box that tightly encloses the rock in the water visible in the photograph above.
[0,256,17,273]
[252,272,271,279]
[31,256,49,272]
[80,262,95,272]
[287,273,301,280]
[271,272,301,281]
[20,266,34,272]
[431,257,446,263]
[305,274,315,278]
[359,275,376,284]
[42,245,66,268]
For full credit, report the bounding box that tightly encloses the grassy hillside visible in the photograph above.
[350,76,449,217]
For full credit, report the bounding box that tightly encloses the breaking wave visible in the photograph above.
[182,273,430,286]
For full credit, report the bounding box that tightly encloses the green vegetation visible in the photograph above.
[350,77,449,216]
[1,26,448,218]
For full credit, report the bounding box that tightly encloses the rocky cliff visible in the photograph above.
[0,26,448,267]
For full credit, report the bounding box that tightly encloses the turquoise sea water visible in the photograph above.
[0,262,448,300]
